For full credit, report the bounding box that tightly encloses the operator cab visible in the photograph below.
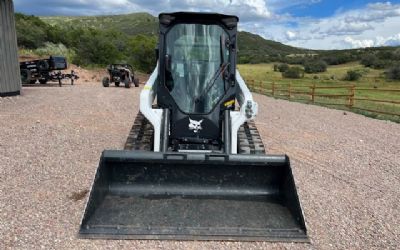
[157,12,239,151]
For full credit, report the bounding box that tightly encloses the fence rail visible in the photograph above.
[247,80,400,118]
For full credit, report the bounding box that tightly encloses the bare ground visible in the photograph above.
[0,82,399,249]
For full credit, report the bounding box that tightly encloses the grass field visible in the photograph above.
[238,63,400,123]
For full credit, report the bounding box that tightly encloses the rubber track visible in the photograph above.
[124,112,154,151]
[125,113,265,155]
[237,120,266,155]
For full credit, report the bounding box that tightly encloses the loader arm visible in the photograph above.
[139,62,163,151]
[230,69,258,154]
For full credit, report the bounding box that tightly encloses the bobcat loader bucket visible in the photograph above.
[79,151,308,242]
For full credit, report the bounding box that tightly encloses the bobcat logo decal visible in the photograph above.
[188,118,203,133]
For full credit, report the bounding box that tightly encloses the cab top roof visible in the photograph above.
[159,12,239,29]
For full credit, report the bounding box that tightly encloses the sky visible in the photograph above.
[13,0,400,50]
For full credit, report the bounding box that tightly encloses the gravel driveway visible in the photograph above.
[1,83,399,249]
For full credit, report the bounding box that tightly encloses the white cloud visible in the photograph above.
[344,33,400,48]
[344,37,375,48]
[159,0,272,21]
[267,0,321,11]
[382,34,400,46]
[285,30,297,40]
[326,22,373,35]
[367,1,395,10]
[260,1,400,49]
[15,0,272,22]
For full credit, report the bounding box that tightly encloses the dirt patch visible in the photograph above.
[19,54,41,61]
[68,189,89,202]
[68,65,107,83]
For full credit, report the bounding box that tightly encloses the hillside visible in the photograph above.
[41,12,395,62]
[41,13,158,36]
[39,13,309,62]
[237,31,309,63]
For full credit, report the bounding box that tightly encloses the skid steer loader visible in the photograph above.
[79,12,308,242]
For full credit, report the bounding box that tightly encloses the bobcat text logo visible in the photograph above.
[188,118,203,133]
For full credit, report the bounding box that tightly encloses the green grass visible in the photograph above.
[238,63,400,123]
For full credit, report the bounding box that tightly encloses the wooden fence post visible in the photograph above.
[311,83,316,103]
[272,82,275,96]
[288,83,291,100]
[349,85,355,108]
[262,81,265,94]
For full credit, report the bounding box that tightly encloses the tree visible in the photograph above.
[126,35,157,73]
[277,63,289,72]
[321,53,354,65]
[282,66,304,79]
[34,42,76,63]
[360,54,378,68]
[344,70,362,81]
[15,13,50,48]
[371,60,388,69]
[72,29,124,66]
[386,65,400,80]
[304,60,327,73]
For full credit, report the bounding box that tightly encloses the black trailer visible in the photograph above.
[20,56,78,86]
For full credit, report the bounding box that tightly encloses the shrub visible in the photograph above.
[360,54,378,68]
[393,48,400,60]
[277,63,289,72]
[284,56,306,65]
[322,53,354,65]
[282,66,304,79]
[239,56,251,64]
[386,65,400,80]
[72,29,123,66]
[273,64,278,72]
[376,51,394,60]
[344,70,362,81]
[371,59,389,69]
[34,42,76,62]
[15,13,51,49]
[304,60,327,73]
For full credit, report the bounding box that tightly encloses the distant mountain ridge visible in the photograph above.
[40,12,310,63]
[39,12,399,64]
[41,13,158,36]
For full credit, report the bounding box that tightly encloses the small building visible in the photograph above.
[0,0,21,97]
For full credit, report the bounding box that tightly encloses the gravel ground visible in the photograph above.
[0,82,399,249]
